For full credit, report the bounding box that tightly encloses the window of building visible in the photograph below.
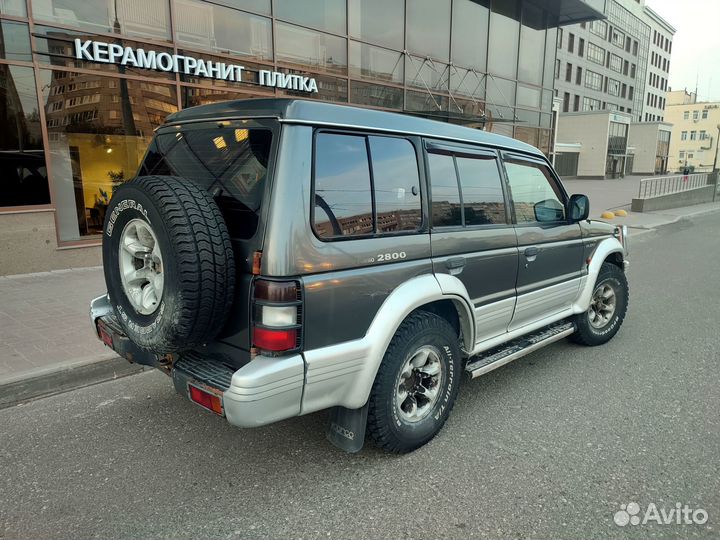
[702,110,709,119]
[407,0,451,60]
[557,28,563,48]
[504,160,565,224]
[690,131,697,141]
[578,38,585,57]
[679,151,685,159]
[518,2,544,86]
[275,0,346,34]
[630,63,636,78]
[628,86,634,100]
[573,94,580,112]
[587,42,605,66]
[585,70,603,91]
[576,66,582,85]
[681,131,687,141]
[0,65,50,208]
[693,110,699,120]
[687,153,693,159]
[348,0,404,50]
[700,130,707,140]
[683,111,689,120]
[487,0,519,79]
[563,92,570,113]
[611,28,625,48]
[276,22,347,75]
[565,63,572,82]
[609,54,623,73]
[589,20,607,39]
[450,0,489,70]
[568,33,575,53]
[583,97,601,111]
[621,83,627,98]
[33,0,171,41]
[625,36,631,52]
[633,40,638,56]
[349,41,403,83]
[555,59,560,79]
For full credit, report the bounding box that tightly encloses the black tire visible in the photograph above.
[367,312,462,454]
[102,175,235,353]
[571,262,628,346]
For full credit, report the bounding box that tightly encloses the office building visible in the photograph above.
[665,90,720,173]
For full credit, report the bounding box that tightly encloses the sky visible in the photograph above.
[645,0,720,102]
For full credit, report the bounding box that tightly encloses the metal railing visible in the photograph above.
[637,173,709,199]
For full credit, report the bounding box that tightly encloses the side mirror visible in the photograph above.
[533,199,565,222]
[568,194,590,222]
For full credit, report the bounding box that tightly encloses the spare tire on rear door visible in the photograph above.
[102,175,235,353]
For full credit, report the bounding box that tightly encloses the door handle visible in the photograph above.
[524,246,539,263]
[445,256,466,271]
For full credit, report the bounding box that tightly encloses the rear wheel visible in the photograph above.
[367,312,462,453]
[571,262,628,346]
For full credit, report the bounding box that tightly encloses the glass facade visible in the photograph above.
[0,0,566,243]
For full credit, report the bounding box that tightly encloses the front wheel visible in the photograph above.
[367,312,462,453]
[571,262,629,346]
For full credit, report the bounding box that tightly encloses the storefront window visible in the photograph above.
[274,0,346,35]
[0,0,26,17]
[174,0,272,61]
[0,65,50,207]
[350,81,402,110]
[451,0,489,71]
[407,0,450,61]
[275,22,346,75]
[0,21,32,62]
[39,69,178,240]
[349,41,403,84]
[33,26,175,81]
[348,0,403,50]
[32,0,171,42]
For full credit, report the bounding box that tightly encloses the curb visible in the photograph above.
[0,354,145,410]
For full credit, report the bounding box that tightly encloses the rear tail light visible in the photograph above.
[252,278,302,354]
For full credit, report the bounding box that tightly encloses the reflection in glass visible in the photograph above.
[275,22,347,75]
[0,21,32,62]
[33,0,171,41]
[406,90,449,114]
[0,65,49,207]
[369,137,422,232]
[486,77,516,120]
[348,0,403,50]
[349,41,403,84]
[174,0,272,61]
[274,0,346,35]
[518,4,545,85]
[407,0,450,60]
[313,133,372,238]
[451,0,489,71]
[516,84,541,109]
[350,81,402,110]
[39,69,178,239]
[455,156,506,225]
[487,2,519,80]
[277,70,347,102]
[505,160,564,223]
[428,152,461,228]
[181,87,267,108]
[406,56,448,92]
[211,0,270,15]
[451,68,486,99]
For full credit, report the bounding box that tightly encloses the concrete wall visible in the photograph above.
[628,123,664,174]
[556,112,610,177]
[0,211,101,276]
[631,185,716,212]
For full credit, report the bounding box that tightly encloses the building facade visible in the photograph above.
[0,0,604,275]
[665,90,720,173]
[642,5,674,122]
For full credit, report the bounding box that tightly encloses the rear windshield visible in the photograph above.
[140,124,273,239]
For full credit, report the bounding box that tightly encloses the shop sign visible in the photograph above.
[73,39,318,93]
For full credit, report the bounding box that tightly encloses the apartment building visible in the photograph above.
[643,6,675,122]
[665,90,720,173]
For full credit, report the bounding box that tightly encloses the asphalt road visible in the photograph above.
[2,212,719,540]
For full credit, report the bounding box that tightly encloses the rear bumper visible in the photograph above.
[90,294,305,428]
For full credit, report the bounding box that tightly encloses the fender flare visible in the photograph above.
[572,236,625,313]
[301,273,475,412]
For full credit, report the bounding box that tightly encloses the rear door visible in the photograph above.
[502,154,585,330]
[425,141,519,345]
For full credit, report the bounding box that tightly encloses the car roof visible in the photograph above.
[164,98,544,158]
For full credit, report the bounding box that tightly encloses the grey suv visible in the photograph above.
[91,99,629,453]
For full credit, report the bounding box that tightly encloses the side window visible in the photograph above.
[455,156,506,225]
[368,136,422,233]
[429,150,506,228]
[504,160,565,223]
[313,132,423,239]
[314,133,373,238]
[428,153,462,227]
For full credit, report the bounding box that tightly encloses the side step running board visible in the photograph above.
[465,321,576,379]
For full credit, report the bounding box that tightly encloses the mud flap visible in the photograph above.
[326,402,369,453]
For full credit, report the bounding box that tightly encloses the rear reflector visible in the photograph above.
[188,385,223,415]
[253,327,297,351]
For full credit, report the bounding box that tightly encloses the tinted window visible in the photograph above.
[0,20,31,62]
[274,0,346,34]
[504,160,565,223]
[369,137,422,233]
[455,156,506,225]
[406,0,451,60]
[348,0,404,49]
[429,153,461,227]
[275,22,347,75]
[314,133,373,238]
